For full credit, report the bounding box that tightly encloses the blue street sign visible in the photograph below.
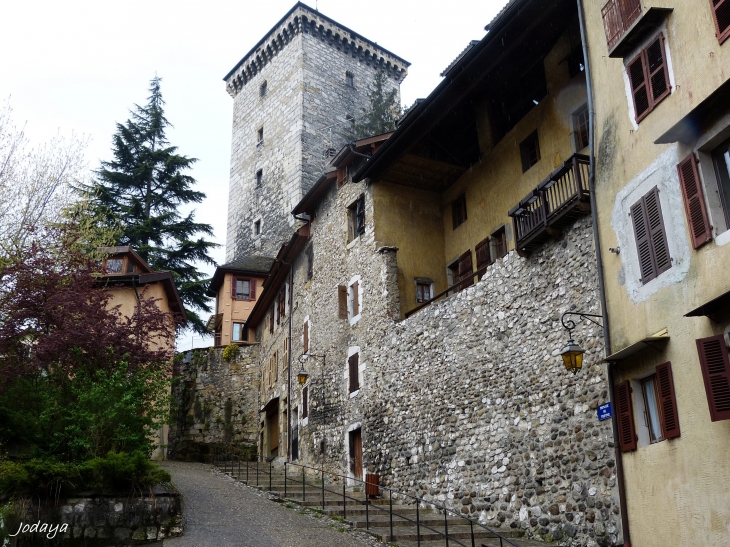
[597,402,612,421]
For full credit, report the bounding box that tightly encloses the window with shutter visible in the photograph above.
[475,238,492,274]
[627,34,671,122]
[615,380,638,452]
[711,0,730,44]
[250,279,256,300]
[232,278,252,300]
[601,0,642,50]
[493,228,508,260]
[457,250,473,290]
[302,386,308,419]
[631,187,672,284]
[677,154,712,249]
[348,353,360,393]
[338,285,348,318]
[656,362,681,439]
[696,335,730,421]
[355,196,365,236]
[307,246,314,279]
[269,307,274,334]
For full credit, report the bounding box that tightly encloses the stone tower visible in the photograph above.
[223,2,409,261]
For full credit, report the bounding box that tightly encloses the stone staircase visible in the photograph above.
[216,461,544,547]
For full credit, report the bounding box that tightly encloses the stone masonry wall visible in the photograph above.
[362,216,621,547]
[5,489,181,545]
[168,345,259,461]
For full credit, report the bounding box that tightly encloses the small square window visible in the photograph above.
[260,80,267,98]
[105,258,123,273]
[416,282,432,303]
[232,322,247,342]
[233,278,252,300]
[493,228,507,260]
[346,71,354,87]
[254,220,261,236]
[256,169,263,187]
[520,131,540,172]
[349,280,360,320]
[348,352,360,393]
[452,194,467,229]
[257,127,264,145]
[347,195,365,243]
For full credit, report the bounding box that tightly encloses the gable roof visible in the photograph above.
[207,255,275,297]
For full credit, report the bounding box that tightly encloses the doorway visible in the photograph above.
[267,404,279,457]
[348,428,363,480]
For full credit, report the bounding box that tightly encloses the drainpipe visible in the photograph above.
[577,1,631,546]
[287,262,294,461]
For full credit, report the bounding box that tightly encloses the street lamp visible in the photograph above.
[559,312,603,374]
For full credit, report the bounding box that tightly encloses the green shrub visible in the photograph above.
[84,451,171,491]
[222,344,239,361]
[0,459,82,497]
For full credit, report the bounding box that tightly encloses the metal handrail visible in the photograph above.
[281,462,521,547]
[405,263,490,318]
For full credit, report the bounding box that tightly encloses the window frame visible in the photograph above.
[347,195,366,243]
[415,281,433,304]
[630,186,672,285]
[451,194,467,229]
[257,126,264,146]
[626,33,671,123]
[232,277,254,301]
[711,137,730,229]
[573,105,590,151]
[640,374,664,443]
[348,352,360,395]
[259,80,267,98]
[519,130,541,173]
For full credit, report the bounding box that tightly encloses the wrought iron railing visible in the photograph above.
[508,154,590,252]
[211,451,522,547]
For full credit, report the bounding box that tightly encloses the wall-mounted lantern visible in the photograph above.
[560,312,603,373]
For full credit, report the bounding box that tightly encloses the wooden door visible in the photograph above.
[350,428,363,480]
[268,411,279,456]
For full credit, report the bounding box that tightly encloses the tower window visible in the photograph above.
[260,81,267,98]
[256,169,263,187]
[257,127,264,145]
[254,220,261,236]
[346,71,354,87]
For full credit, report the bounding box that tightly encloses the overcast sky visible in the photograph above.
[0,0,508,349]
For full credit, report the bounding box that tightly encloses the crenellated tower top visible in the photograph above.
[223,2,409,97]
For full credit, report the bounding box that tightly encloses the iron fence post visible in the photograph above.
[302,467,305,502]
[470,519,474,547]
[321,470,325,511]
[416,501,421,547]
[246,458,249,483]
[256,459,259,487]
[238,455,240,479]
[444,507,449,547]
[284,462,287,498]
[389,490,393,543]
[365,498,369,531]
[269,459,272,492]
[342,480,346,520]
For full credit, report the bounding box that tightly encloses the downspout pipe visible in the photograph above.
[287,261,294,461]
[576,1,631,546]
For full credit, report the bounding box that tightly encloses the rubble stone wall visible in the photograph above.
[168,346,260,461]
[363,216,622,547]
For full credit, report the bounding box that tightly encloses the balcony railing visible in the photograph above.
[508,154,590,253]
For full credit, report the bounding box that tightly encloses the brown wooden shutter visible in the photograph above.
[475,238,491,272]
[352,281,359,316]
[615,380,637,452]
[602,0,622,49]
[631,198,654,282]
[696,335,730,421]
[302,386,308,418]
[711,0,730,44]
[231,277,238,298]
[356,196,365,235]
[269,307,274,334]
[645,187,672,276]
[646,34,670,105]
[677,154,712,249]
[250,279,256,300]
[457,250,473,290]
[303,321,309,353]
[627,53,651,121]
[337,166,346,187]
[348,353,360,393]
[656,362,681,439]
[338,285,348,319]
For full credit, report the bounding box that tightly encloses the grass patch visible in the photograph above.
[283,503,295,509]
[332,515,345,523]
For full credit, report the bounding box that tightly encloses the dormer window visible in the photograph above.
[105,258,123,273]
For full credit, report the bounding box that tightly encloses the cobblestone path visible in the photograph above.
[161,461,372,547]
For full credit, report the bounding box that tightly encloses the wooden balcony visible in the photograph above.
[509,154,590,253]
[602,0,641,51]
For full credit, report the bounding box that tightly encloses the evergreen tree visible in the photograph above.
[350,71,402,140]
[80,77,217,334]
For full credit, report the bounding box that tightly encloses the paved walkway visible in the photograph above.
[161,461,371,547]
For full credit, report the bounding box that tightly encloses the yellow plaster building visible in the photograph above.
[583,0,730,545]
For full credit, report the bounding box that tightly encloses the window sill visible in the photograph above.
[349,389,360,399]
[349,313,361,327]
[608,7,673,58]
[346,237,361,250]
[301,418,308,427]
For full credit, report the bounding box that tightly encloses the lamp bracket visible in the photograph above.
[561,311,603,336]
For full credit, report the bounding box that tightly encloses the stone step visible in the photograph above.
[346,513,467,529]
[366,524,520,543]
[396,537,542,547]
